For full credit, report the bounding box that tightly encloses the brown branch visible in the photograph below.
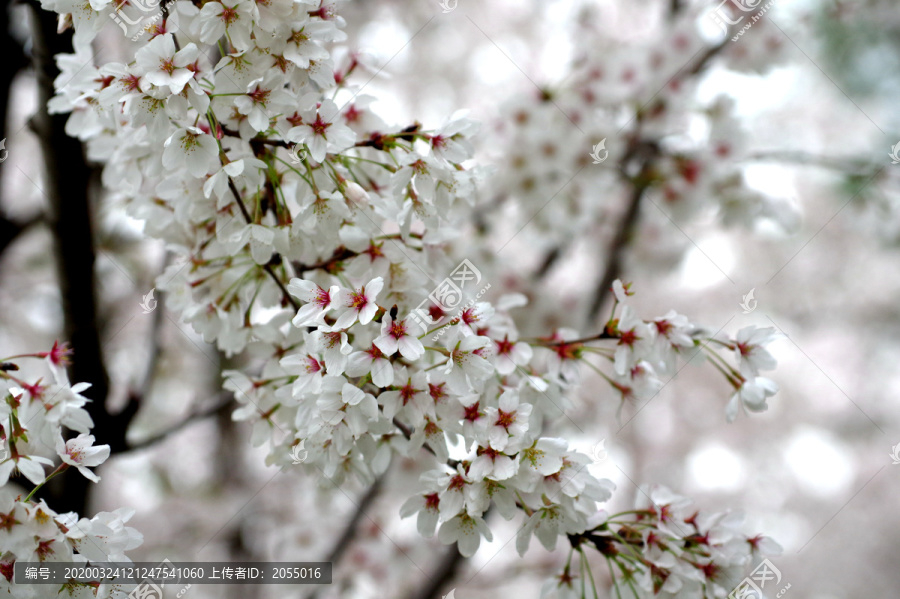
[123,392,235,453]
[225,176,299,310]
[586,176,650,324]
[307,474,386,599]
[406,546,465,599]
[28,1,140,514]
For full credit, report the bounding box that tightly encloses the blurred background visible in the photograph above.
[1,0,899,597]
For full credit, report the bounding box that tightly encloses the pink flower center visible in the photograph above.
[388,320,407,339]
[495,337,513,356]
[314,286,332,308]
[311,114,331,137]
[463,401,480,422]
[304,355,322,374]
[496,408,516,429]
[399,382,418,405]
[348,290,369,311]
[428,382,447,404]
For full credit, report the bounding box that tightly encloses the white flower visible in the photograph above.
[493,334,533,375]
[134,35,199,95]
[374,316,425,360]
[0,453,54,486]
[280,351,326,396]
[400,492,442,538]
[519,437,568,477]
[162,127,219,178]
[345,343,394,388]
[733,326,780,377]
[726,376,778,422]
[331,277,384,329]
[234,71,293,132]
[438,512,493,557]
[287,279,341,327]
[198,0,255,50]
[286,97,356,163]
[378,367,431,422]
[468,446,518,481]
[444,335,494,393]
[56,434,110,483]
[481,389,532,452]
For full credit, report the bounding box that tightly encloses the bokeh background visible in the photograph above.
[1,0,899,597]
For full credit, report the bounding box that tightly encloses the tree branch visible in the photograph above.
[28,1,139,514]
[123,392,234,453]
[406,546,465,599]
[307,474,386,599]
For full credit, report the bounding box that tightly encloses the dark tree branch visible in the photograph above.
[307,474,385,599]
[407,546,465,599]
[28,2,139,514]
[124,393,235,453]
[586,174,650,323]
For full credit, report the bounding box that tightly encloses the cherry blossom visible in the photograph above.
[56,433,111,483]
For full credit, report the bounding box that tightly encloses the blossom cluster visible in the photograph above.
[477,4,798,329]
[0,346,142,598]
[32,0,785,591]
[542,485,782,599]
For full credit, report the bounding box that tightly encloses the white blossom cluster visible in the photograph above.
[31,0,785,591]
[483,5,798,292]
[542,485,782,599]
[0,346,142,598]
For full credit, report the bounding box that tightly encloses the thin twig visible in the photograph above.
[226,176,299,310]
[124,393,235,453]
